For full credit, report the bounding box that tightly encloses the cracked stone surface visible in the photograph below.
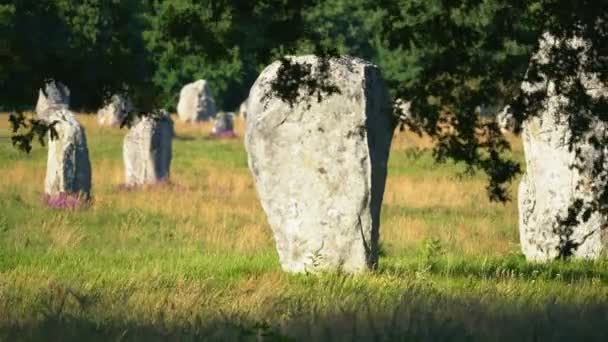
[44,109,91,201]
[123,114,173,186]
[245,55,396,273]
[177,80,217,122]
[518,33,608,261]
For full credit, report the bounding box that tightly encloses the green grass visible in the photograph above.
[1,114,607,341]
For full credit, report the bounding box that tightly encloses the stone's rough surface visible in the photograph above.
[123,113,173,186]
[211,111,235,137]
[246,55,395,273]
[177,80,217,122]
[36,81,70,120]
[44,109,92,206]
[517,33,608,261]
[97,94,133,126]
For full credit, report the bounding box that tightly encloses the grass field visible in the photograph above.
[1,113,608,341]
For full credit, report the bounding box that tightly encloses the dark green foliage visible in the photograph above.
[3,0,608,210]
[0,0,153,111]
[265,53,341,109]
[8,112,58,153]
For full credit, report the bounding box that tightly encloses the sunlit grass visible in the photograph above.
[1,113,607,340]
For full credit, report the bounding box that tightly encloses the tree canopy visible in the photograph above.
[3,0,607,203]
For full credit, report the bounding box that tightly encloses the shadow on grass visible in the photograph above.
[2,286,607,342]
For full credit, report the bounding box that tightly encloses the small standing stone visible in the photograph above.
[44,109,92,208]
[123,112,173,186]
[239,98,248,118]
[97,94,133,127]
[211,112,236,138]
[177,80,217,122]
[36,81,70,120]
[246,55,396,274]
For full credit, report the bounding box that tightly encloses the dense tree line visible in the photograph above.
[2,0,607,204]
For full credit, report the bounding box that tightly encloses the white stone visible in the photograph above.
[44,109,91,201]
[177,80,217,122]
[97,94,133,127]
[517,32,608,261]
[211,111,235,135]
[246,55,395,273]
[123,113,173,186]
[36,81,70,120]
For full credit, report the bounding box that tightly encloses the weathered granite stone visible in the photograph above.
[97,94,133,127]
[246,55,396,273]
[211,111,236,138]
[36,81,70,120]
[123,113,173,186]
[177,80,217,122]
[517,33,608,261]
[44,109,91,207]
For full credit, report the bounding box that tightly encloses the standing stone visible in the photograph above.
[97,94,133,127]
[496,105,517,133]
[177,80,217,122]
[36,81,70,120]
[44,109,92,208]
[474,103,501,119]
[517,32,608,261]
[211,111,236,138]
[123,112,173,186]
[246,55,396,273]
[394,98,412,122]
[239,98,248,118]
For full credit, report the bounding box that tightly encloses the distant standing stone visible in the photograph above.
[97,94,133,127]
[44,109,92,208]
[36,81,70,121]
[123,112,173,186]
[211,111,236,138]
[239,98,248,118]
[496,105,517,133]
[177,80,217,122]
[246,55,396,274]
[517,33,608,261]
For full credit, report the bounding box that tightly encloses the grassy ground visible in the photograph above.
[1,113,607,341]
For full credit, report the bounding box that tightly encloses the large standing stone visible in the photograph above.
[36,81,70,120]
[97,94,133,127]
[177,80,217,122]
[246,55,396,273]
[123,113,173,186]
[44,109,92,208]
[517,33,608,261]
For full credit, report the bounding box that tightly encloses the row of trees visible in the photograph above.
[2,0,607,203]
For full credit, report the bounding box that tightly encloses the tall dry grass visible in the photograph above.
[0,112,521,257]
